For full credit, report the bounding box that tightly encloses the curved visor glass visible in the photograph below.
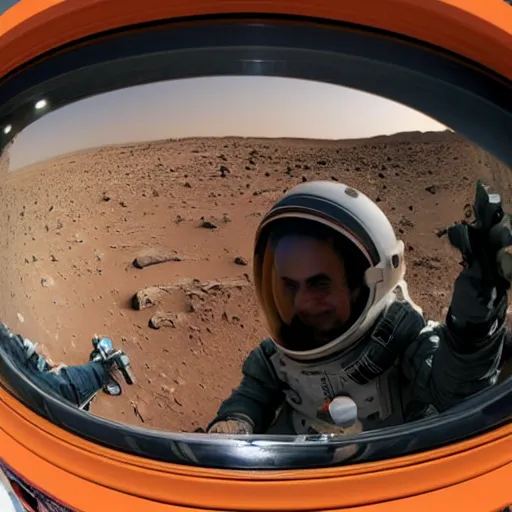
[255,219,371,352]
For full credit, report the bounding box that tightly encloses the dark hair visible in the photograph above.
[266,217,370,291]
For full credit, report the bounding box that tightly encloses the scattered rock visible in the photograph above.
[199,278,249,292]
[200,217,217,229]
[130,400,145,422]
[132,277,246,312]
[149,313,175,329]
[40,276,55,288]
[133,248,182,269]
[234,256,248,266]
[399,217,415,229]
[149,312,187,330]
[131,287,163,310]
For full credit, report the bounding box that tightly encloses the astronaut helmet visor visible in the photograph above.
[254,217,372,352]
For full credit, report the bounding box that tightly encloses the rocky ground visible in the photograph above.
[0,130,509,432]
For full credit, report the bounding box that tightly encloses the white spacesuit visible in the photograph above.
[206,181,507,435]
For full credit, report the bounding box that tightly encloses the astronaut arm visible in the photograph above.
[401,266,507,413]
[207,339,285,434]
[401,318,505,413]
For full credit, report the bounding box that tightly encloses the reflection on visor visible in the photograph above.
[258,221,370,352]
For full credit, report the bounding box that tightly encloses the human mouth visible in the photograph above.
[300,312,333,327]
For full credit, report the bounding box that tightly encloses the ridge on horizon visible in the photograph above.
[7,128,458,174]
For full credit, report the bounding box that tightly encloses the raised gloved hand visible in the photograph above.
[449,260,503,322]
[445,182,511,340]
[488,210,512,285]
[446,229,510,341]
[207,415,254,434]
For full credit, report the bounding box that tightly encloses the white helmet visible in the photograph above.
[253,180,416,362]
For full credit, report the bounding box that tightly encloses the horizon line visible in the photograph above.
[8,127,455,173]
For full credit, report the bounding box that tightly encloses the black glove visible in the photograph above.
[488,211,512,285]
[447,260,508,344]
[446,189,512,337]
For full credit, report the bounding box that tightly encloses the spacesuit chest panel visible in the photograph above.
[267,300,420,434]
[270,353,405,434]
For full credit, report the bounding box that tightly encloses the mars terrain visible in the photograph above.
[0,130,509,433]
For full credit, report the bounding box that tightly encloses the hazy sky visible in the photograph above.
[8,76,447,171]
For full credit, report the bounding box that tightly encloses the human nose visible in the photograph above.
[294,287,316,313]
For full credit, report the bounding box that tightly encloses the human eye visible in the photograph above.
[313,280,330,290]
[282,279,298,294]
[309,275,331,290]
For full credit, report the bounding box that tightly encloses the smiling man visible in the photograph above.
[271,228,364,352]
[206,181,509,436]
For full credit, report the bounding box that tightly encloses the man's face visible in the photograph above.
[274,234,354,341]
